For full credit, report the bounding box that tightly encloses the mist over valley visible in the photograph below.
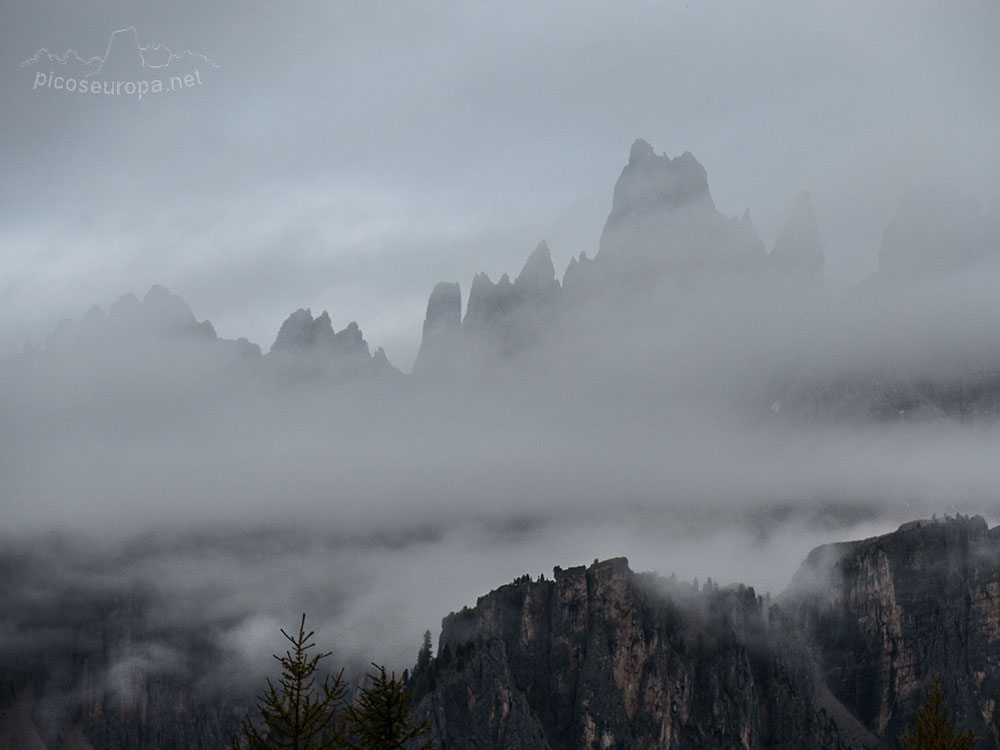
[3,3,1000,746]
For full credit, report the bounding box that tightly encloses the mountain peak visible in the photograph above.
[514,242,557,293]
[770,190,824,275]
[628,138,656,164]
[413,281,463,376]
[269,308,374,371]
[609,143,712,218]
[598,140,762,276]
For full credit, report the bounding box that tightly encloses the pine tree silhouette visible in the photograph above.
[347,664,432,750]
[232,613,348,750]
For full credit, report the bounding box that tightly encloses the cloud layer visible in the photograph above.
[3,0,1000,706]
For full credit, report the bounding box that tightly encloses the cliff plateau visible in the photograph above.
[411,515,1000,749]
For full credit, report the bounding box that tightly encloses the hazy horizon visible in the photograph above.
[3,0,1000,700]
[3,1,1000,368]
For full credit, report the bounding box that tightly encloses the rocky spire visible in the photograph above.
[270,309,371,361]
[412,281,462,376]
[598,139,762,277]
[270,308,318,353]
[514,241,559,300]
[464,273,516,332]
[769,191,824,276]
[606,140,714,222]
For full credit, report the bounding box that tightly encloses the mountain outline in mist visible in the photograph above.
[12,138,1000,423]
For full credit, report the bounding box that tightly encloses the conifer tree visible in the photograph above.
[347,664,433,750]
[232,613,348,750]
[901,678,976,750]
[407,630,435,697]
[415,631,432,675]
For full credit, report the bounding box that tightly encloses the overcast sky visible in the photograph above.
[6,2,1000,694]
[2,0,999,370]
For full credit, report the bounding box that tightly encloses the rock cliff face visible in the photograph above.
[413,559,842,750]
[412,516,1000,750]
[787,515,1000,747]
[1,518,997,749]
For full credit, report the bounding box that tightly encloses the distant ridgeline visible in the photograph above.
[10,139,1000,420]
[1,516,998,748]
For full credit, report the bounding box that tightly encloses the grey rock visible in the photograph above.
[413,558,844,750]
[770,191,824,277]
[514,241,559,301]
[597,140,765,279]
[413,282,462,376]
[786,514,1000,746]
